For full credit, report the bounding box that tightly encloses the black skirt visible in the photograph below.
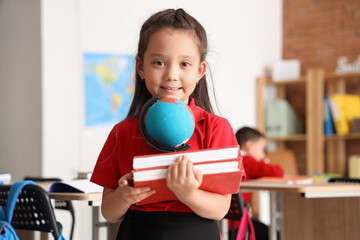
[116,210,221,240]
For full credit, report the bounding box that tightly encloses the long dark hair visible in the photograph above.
[126,8,216,118]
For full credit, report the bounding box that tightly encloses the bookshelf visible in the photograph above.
[257,69,360,175]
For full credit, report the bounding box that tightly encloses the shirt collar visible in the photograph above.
[188,97,205,123]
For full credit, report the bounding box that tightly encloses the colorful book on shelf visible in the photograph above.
[324,96,336,135]
[349,155,360,178]
[132,146,244,205]
[49,179,102,194]
[256,176,313,185]
[329,94,360,135]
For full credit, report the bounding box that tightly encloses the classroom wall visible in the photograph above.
[0,0,42,180]
[0,0,282,239]
[41,0,83,181]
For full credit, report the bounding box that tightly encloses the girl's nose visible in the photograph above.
[164,64,179,81]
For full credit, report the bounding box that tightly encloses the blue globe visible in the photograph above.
[144,98,195,148]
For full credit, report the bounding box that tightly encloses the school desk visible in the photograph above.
[240,180,360,240]
[47,191,108,240]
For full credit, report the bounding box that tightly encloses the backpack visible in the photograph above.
[0,181,36,239]
[0,181,66,240]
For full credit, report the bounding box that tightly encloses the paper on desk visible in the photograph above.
[257,176,313,185]
[49,179,103,193]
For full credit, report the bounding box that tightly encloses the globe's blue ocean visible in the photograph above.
[145,99,195,147]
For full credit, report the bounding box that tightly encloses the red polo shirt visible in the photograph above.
[242,154,284,203]
[91,97,240,213]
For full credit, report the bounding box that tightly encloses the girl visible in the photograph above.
[91,8,241,240]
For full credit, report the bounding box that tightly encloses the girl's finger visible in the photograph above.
[134,189,156,203]
[193,167,203,184]
[170,162,178,180]
[118,178,128,187]
[178,157,188,178]
[123,185,151,196]
[118,173,133,187]
[186,160,193,177]
[166,164,172,182]
[176,155,183,162]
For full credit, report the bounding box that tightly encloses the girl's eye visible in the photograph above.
[154,60,165,66]
[181,62,191,67]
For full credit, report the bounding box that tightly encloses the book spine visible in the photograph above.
[132,158,240,172]
[349,155,360,178]
[324,96,336,135]
[133,146,240,169]
[330,94,349,136]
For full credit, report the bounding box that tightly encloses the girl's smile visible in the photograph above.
[160,86,182,93]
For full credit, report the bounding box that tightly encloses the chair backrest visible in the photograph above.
[24,176,75,240]
[225,191,247,221]
[0,184,62,239]
[224,191,250,240]
[266,149,299,176]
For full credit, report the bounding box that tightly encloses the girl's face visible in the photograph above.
[136,29,207,104]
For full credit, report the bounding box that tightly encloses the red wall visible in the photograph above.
[283,0,360,74]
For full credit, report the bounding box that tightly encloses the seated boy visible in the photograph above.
[230,127,284,240]
[236,127,284,203]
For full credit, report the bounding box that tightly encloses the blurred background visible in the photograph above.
[1,0,359,239]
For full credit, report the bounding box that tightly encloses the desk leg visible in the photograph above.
[269,191,284,240]
[220,219,228,240]
[90,201,111,240]
[278,192,285,240]
[92,206,99,240]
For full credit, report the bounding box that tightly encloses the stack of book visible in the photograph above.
[132,146,244,205]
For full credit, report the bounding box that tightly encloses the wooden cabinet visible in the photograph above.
[256,69,360,175]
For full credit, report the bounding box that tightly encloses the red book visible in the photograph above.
[132,146,244,205]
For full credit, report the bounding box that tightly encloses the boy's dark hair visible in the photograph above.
[126,8,215,118]
[235,127,265,148]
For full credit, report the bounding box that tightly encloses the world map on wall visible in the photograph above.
[83,53,135,127]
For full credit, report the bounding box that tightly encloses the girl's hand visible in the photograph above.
[166,155,203,201]
[116,173,155,205]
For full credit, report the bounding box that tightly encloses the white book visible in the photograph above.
[0,173,12,183]
[133,161,239,181]
[133,146,240,169]
[49,179,102,194]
